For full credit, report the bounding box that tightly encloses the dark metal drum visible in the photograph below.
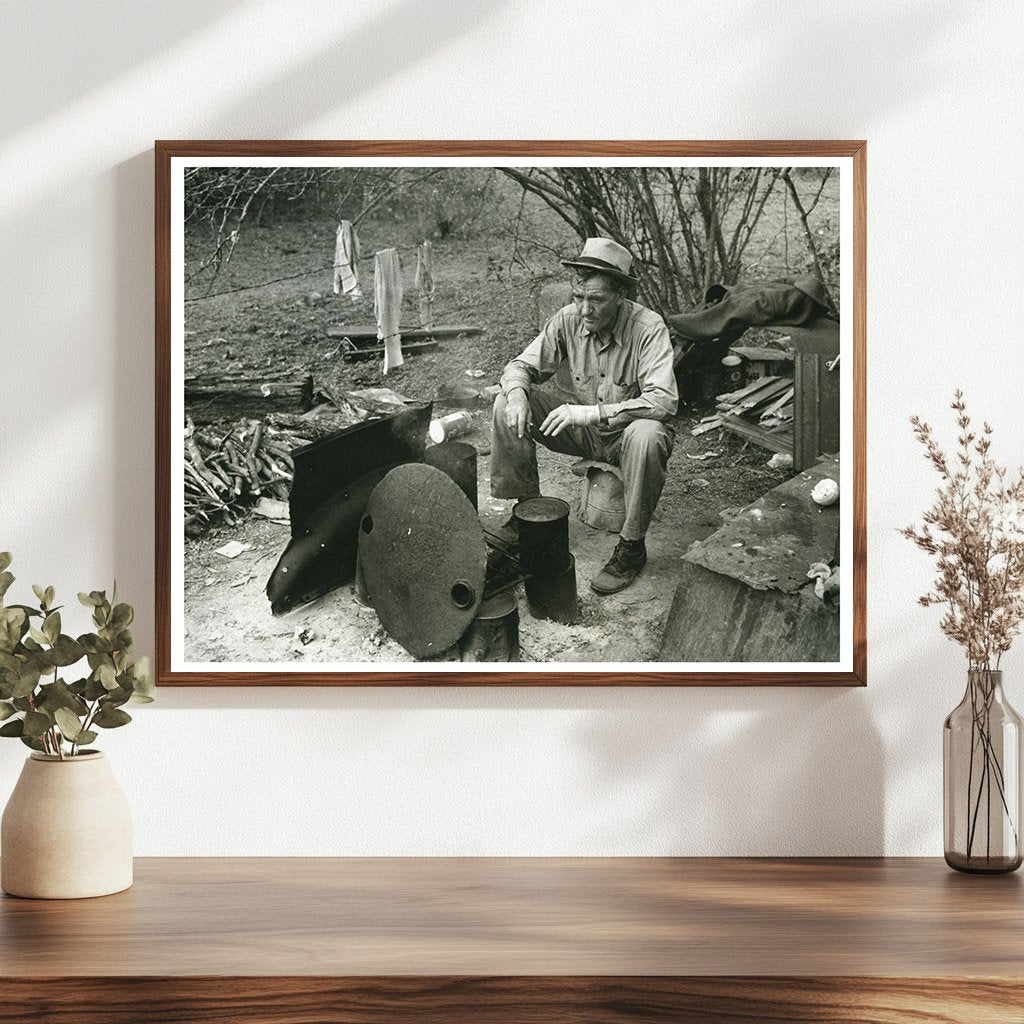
[513,496,571,579]
[425,441,478,510]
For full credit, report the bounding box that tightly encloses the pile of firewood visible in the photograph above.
[184,419,298,533]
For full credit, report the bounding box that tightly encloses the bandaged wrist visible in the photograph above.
[567,404,601,426]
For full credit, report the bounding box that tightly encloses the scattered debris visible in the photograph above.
[434,382,480,408]
[811,478,840,506]
[253,497,290,524]
[293,627,317,645]
[767,452,794,470]
[685,451,719,461]
[464,369,486,378]
[691,416,722,436]
[807,561,840,605]
[215,541,252,559]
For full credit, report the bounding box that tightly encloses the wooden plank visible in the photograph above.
[326,324,484,340]
[719,378,792,415]
[793,352,840,472]
[684,457,839,591]
[728,345,795,362]
[719,413,793,453]
[759,386,795,421]
[716,374,784,405]
[794,352,818,471]
[690,417,722,436]
[342,339,439,361]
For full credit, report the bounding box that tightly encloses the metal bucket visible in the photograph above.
[578,466,625,533]
[525,553,578,625]
[513,496,571,578]
[459,591,520,662]
[425,441,478,510]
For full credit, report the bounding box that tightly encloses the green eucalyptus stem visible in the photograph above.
[52,665,65,761]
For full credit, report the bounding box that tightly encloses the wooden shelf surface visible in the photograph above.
[3,856,1023,1022]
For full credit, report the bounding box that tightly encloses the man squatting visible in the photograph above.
[489,237,678,594]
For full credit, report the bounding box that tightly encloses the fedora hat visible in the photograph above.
[561,237,637,286]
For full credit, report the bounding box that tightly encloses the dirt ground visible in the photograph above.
[183,405,784,665]
[181,198,815,665]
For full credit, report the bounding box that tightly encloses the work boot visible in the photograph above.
[490,511,520,549]
[590,537,647,595]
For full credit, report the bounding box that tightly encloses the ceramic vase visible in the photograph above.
[1,751,133,899]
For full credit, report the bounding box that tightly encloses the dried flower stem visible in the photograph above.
[904,392,1024,864]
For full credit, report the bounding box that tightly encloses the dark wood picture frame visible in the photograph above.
[156,140,866,687]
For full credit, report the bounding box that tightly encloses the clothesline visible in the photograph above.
[185,242,427,303]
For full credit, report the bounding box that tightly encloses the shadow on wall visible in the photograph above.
[202,0,507,137]
[569,686,885,856]
[730,0,973,130]
[143,681,885,856]
[0,2,243,138]
[110,0,509,657]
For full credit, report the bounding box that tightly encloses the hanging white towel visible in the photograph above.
[333,220,362,300]
[415,240,435,329]
[374,248,404,374]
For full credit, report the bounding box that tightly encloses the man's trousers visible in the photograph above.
[489,388,674,542]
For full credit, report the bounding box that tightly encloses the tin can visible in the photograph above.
[459,591,520,662]
[721,353,745,391]
[429,410,473,444]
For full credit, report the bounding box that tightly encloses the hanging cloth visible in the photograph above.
[333,220,362,300]
[415,240,435,329]
[374,248,404,374]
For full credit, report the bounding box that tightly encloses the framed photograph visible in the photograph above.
[156,141,865,686]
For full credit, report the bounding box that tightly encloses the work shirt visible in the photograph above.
[500,299,678,425]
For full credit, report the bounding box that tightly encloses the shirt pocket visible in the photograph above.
[562,370,596,401]
[607,379,640,402]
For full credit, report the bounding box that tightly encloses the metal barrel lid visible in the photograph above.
[513,496,570,524]
[358,463,486,659]
[474,590,518,621]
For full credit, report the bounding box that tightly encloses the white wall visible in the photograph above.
[1,0,1022,855]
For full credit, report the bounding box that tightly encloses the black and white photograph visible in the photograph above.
[159,145,862,682]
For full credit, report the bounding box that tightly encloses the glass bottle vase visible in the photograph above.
[944,669,1023,873]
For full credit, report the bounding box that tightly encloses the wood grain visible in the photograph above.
[155,140,867,686]
[0,976,1021,1024]
[2,857,1020,1023]
[3,857,1021,976]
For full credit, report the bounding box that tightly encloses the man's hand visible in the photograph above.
[505,389,531,439]
[539,403,601,437]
